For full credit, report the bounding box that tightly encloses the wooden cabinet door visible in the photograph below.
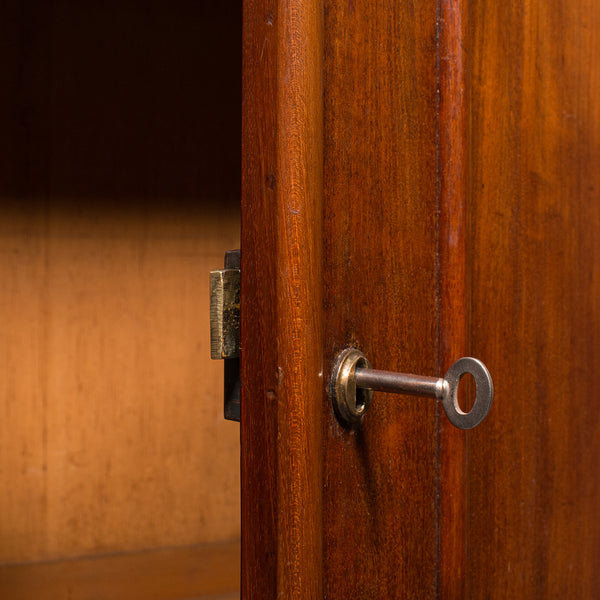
[240,0,600,597]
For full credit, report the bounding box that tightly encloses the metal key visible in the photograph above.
[331,348,494,429]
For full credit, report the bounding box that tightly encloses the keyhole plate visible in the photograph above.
[331,348,373,424]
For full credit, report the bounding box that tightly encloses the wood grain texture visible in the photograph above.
[466,0,600,596]
[0,541,240,600]
[0,0,242,565]
[243,0,439,597]
[275,1,323,596]
[0,203,240,563]
[241,0,323,598]
[240,0,279,597]
[438,0,468,597]
[244,0,600,597]
[322,0,439,597]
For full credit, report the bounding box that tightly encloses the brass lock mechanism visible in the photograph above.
[210,249,241,422]
[331,348,493,429]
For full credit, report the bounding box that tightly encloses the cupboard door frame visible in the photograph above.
[241,0,465,597]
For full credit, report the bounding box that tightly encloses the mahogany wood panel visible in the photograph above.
[322,0,439,597]
[438,0,468,596]
[244,0,600,596]
[241,0,323,598]
[242,0,439,597]
[466,0,600,596]
[0,0,242,564]
[0,541,240,600]
[240,1,279,596]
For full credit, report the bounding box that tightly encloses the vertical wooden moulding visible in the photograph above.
[275,0,324,598]
[241,0,324,598]
[241,0,278,596]
[438,0,468,597]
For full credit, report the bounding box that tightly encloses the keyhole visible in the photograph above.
[354,357,372,414]
[355,386,370,413]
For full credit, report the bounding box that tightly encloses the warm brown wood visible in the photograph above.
[466,0,600,596]
[243,0,600,597]
[0,541,240,600]
[242,0,439,597]
[239,1,278,594]
[241,0,323,598]
[0,0,242,568]
[322,1,439,597]
[438,0,468,597]
[0,202,240,563]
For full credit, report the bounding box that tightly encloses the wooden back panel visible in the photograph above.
[0,0,241,567]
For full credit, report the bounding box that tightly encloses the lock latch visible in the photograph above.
[210,249,240,421]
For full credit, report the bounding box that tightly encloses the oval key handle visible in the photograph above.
[331,348,494,429]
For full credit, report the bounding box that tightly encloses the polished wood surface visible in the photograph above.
[244,0,600,596]
[438,0,468,596]
[241,0,324,597]
[240,2,279,597]
[242,0,439,597]
[322,0,438,597]
[0,0,242,587]
[466,0,600,596]
[0,541,240,600]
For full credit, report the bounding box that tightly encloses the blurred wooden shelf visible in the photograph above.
[0,540,240,600]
